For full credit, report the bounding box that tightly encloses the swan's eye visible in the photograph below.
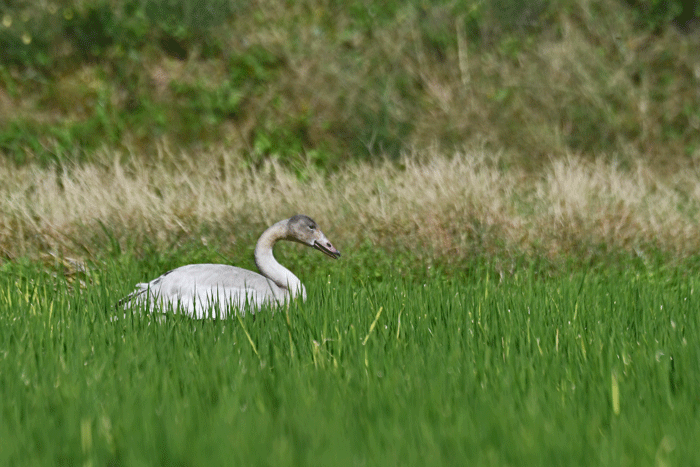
[308,224,316,230]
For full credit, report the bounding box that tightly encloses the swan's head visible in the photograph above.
[287,214,341,259]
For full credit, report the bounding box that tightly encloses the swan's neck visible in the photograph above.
[254,219,304,298]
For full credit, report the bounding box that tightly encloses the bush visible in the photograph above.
[1,0,700,170]
[623,0,699,30]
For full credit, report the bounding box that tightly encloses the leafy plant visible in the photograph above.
[623,0,699,30]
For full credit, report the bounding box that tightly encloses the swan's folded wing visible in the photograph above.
[122,263,287,317]
[156,285,280,318]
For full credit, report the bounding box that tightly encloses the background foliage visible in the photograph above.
[0,0,699,168]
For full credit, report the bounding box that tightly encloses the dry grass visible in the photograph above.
[2,146,699,266]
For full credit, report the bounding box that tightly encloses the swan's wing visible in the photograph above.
[147,285,280,319]
[122,264,288,318]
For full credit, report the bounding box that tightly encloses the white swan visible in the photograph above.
[119,215,340,318]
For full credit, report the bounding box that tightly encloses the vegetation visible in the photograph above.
[4,146,700,465]
[1,0,699,168]
[1,258,698,466]
[4,149,700,271]
[2,0,700,465]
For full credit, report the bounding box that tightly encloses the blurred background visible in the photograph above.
[1,0,699,172]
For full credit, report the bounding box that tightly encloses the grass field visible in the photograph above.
[3,1,700,464]
[1,252,698,466]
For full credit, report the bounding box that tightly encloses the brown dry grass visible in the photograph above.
[2,146,699,265]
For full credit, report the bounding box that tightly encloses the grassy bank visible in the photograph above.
[1,0,699,168]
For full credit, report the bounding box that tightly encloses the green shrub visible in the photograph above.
[1,0,700,170]
[0,0,238,73]
[624,0,699,30]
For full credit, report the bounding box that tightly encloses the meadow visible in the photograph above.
[1,147,700,465]
[2,0,700,464]
[1,251,698,466]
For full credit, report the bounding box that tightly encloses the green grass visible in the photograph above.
[0,255,698,466]
[2,0,700,168]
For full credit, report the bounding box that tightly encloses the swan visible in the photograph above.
[119,215,340,318]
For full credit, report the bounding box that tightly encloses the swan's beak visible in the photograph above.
[313,238,341,259]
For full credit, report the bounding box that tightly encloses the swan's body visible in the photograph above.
[120,215,340,318]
